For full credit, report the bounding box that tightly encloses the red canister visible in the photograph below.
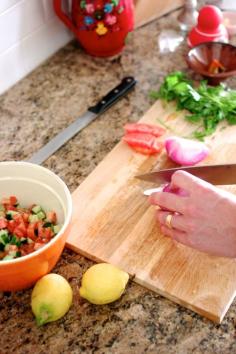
[188,5,228,47]
[53,0,134,57]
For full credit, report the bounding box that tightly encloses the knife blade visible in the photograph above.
[28,77,136,165]
[136,163,236,185]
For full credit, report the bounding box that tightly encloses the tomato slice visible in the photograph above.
[124,123,165,137]
[123,133,163,155]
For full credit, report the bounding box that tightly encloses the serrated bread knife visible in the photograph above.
[28,77,136,165]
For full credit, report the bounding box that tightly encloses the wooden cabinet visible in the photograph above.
[134,0,184,28]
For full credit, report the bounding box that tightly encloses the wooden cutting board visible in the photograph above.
[66,100,236,323]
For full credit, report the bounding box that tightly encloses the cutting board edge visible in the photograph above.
[66,242,228,323]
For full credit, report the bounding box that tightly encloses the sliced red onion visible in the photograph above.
[165,136,209,166]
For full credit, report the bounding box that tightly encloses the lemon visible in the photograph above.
[79,263,129,305]
[31,273,73,326]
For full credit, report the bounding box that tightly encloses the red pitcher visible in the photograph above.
[53,0,134,57]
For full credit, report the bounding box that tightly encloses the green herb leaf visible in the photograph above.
[151,71,236,139]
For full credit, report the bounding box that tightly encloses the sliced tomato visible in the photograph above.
[123,133,163,155]
[124,123,165,137]
[0,218,7,229]
[46,211,57,224]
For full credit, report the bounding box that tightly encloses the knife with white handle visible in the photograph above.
[28,77,137,165]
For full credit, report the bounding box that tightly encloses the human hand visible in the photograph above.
[149,170,236,258]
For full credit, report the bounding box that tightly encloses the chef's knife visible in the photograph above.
[28,77,136,165]
[136,163,236,185]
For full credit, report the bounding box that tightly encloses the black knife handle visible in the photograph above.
[88,77,137,115]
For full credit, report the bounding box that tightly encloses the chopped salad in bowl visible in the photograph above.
[0,196,62,261]
[0,161,72,291]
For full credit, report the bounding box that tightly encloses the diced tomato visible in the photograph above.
[9,196,17,205]
[1,196,17,206]
[8,220,17,233]
[14,222,27,238]
[13,228,24,238]
[46,211,57,224]
[123,133,163,155]
[21,243,35,256]
[124,123,166,137]
[22,212,30,223]
[13,214,24,224]
[6,205,17,211]
[27,223,38,241]
[43,227,53,239]
[37,222,44,239]
[0,218,7,229]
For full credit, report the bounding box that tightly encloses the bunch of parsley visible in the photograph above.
[150,71,236,139]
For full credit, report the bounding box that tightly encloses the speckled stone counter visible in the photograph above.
[1,8,236,354]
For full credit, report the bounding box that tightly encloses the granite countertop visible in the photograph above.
[1,8,236,354]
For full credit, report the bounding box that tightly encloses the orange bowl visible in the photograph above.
[0,161,72,291]
[186,42,236,85]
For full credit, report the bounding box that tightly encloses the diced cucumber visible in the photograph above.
[20,237,28,244]
[37,211,46,220]
[0,230,10,245]
[6,210,18,220]
[3,254,15,261]
[32,205,43,214]
[10,235,21,247]
[27,238,33,244]
[29,214,39,223]
[53,224,62,234]
[3,251,17,260]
